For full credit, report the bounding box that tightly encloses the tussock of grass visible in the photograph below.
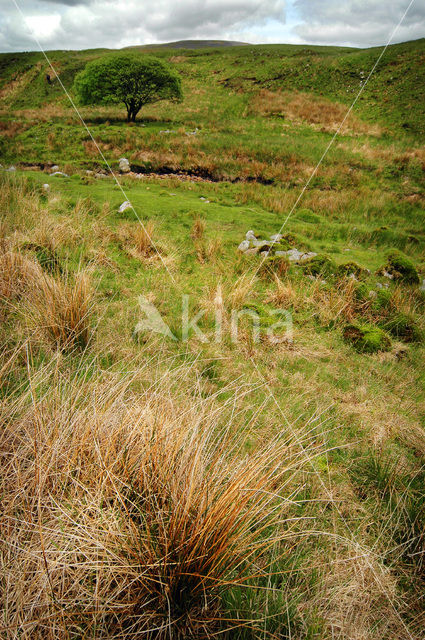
[0,361,307,638]
[24,269,95,350]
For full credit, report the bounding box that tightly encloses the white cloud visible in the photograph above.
[293,0,425,47]
[0,0,286,51]
[0,0,423,52]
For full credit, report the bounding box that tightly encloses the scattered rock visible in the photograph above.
[252,240,271,250]
[51,171,69,177]
[420,279,425,292]
[270,234,283,242]
[186,128,199,136]
[286,248,303,262]
[118,201,132,213]
[118,158,131,173]
[376,283,383,289]
[245,247,260,255]
[86,170,94,176]
[238,240,250,252]
[42,183,50,193]
[382,270,394,280]
[50,165,59,172]
[6,165,16,172]
[245,230,257,242]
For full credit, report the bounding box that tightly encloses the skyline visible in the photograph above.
[0,0,424,53]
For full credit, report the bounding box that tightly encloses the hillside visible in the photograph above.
[128,39,249,49]
[0,38,425,639]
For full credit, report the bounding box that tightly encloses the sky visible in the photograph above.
[0,0,424,53]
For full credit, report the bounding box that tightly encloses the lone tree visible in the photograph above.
[74,54,182,122]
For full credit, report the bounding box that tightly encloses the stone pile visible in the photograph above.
[238,230,317,263]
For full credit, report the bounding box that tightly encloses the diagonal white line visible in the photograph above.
[250,0,417,282]
[10,0,176,284]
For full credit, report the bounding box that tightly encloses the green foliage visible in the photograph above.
[336,261,369,280]
[74,54,182,121]
[382,249,420,284]
[303,254,336,277]
[350,451,425,573]
[353,281,369,302]
[22,243,62,274]
[343,323,391,353]
[373,288,393,310]
[380,312,423,343]
[258,255,290,279]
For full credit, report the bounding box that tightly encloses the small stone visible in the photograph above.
[42,183,50,193]
[286,249,303,262]
[245,230,257,242]
[382,270,394,280]
[348,273,357,280]
[369,290,377,298]
[270,234,283,242]
[420,279,425,292]
[86,170,94,176]
[118,200,132,213]
[51,171,69,177]
[275,251,287,257]
[252,240,271,249]
[376,283,383,289]
[299,251,317,262]
[50,165,59,172]
[238,240,250,252]
[6,165,16,172]
[118,157,131,173]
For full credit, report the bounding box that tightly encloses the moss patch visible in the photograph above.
[382,250,419,285]
[343,323,392,353]
[258,255,290,279]
[303,254,337,278]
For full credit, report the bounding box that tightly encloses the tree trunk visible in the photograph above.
[126,102,141,122]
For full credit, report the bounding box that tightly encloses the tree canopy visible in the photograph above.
[74,54,182,121]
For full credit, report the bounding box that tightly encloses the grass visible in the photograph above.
[0,37,424,639]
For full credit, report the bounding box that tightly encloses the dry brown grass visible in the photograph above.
[312,550,411,640]
[0,361,307,639]
[191,215,205,241]
[133,219,157,257]
[249,90,382,136]
[24,269,95,350]
[265,275,297,308]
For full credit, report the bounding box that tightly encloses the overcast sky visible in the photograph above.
[0,0,424,53]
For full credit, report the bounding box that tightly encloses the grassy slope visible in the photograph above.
[1,40,425,638]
